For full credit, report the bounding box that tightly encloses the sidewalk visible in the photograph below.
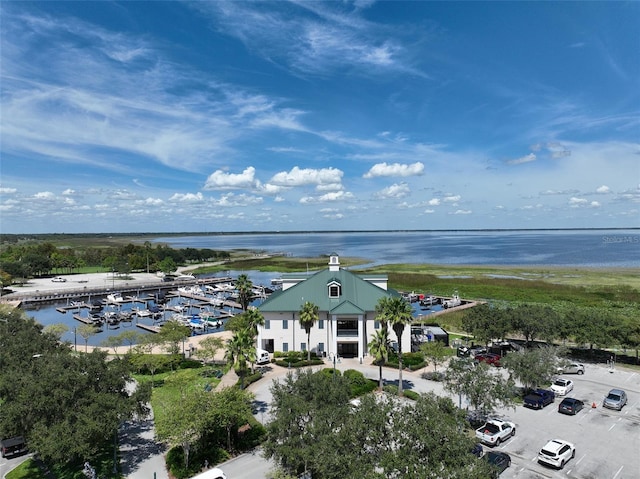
[119,408,169,479]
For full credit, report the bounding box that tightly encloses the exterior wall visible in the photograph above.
[258,311,412,360]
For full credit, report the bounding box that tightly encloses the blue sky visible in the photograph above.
[1,1,638,234]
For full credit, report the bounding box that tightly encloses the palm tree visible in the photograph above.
[299,301,319,361]
[374,296,394,333]
[376,296,413,395]
[225,329,254,389]
[244,307,265,338]
[235,274,253,311]
[368,328,391,390]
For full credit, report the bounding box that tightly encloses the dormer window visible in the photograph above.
[327,280,341,298]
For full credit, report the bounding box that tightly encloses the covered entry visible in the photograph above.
[338,342,358,359]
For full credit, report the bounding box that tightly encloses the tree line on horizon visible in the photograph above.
[0,241,231,288]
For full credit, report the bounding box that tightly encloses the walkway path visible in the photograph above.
[119,408,169,479]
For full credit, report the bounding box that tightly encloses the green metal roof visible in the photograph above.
[259,267,400,313]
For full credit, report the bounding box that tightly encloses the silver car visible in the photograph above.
[603,388,627,410]
[556,362,585,375]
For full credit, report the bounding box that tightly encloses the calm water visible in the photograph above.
[155,230,640,268]
[22,230,640,346]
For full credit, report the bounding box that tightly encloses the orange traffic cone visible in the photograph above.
[592,402,597,408]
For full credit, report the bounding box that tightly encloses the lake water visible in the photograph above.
[155,230,640,268]
[21,229,639,346]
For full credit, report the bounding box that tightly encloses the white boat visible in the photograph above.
[178,285,205,296]
[201,315,223,329]
[170,313,191,325]
[106,293,124,303]
[442,292,461,309]
[175,274,196,281]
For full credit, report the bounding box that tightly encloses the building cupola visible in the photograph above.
[328,253,340,272]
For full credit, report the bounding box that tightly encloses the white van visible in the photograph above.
[190,467,226,479]
[256,348,270,365]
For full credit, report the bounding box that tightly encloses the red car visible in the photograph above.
[474,353,502,367]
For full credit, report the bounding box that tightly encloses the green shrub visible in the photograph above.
[403,390,420,401]
[237,371,263,388]
[401,352,424,368]
[317,368,342,379]
[235,417,267,450]
[383,384,398,395]
[343,369,377,397]
[179,359,203,369]
[408,361,426,371]
[274,358,324,368]
[421,371,445,382]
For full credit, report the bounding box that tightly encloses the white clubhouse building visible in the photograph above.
[257,254,411,361]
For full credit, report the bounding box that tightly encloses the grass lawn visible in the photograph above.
[134,366,223,428]
[5,459,46,479]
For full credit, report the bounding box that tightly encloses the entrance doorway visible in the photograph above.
[338,342,358,358]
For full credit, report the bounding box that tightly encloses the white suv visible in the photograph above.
[538,439,575,469]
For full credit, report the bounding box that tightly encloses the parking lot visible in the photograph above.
[244,359,639,479]
[484,363,639,478]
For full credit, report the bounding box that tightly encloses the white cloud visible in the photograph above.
[443,195,461,203]
[204,167,258,190]
[374,182,410,199]
[427,198,440,206]
[452,209,472,215]
[270,166,343,187]
[590,201,601,207]
[569,197,588,206]
[300,190,354,203]
[363,161,424,178]
[0,187,17,194]
[596,185,610,194]
[34,191,55,199]
[142,197,164,206]
[169,192,204,203]
[213,193,263,207]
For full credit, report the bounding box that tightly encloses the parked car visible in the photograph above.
[556,362,585,375]
[484,451,511,477]
[475,419,516,446]
[523,388,555,409]
[471,443,484,458]
[550,378,574,396]
[474,352,502,367]
[458,345,487,358]
[190,467,227,479]
[0,436,27,458]
[558,397,584,415]
[603,388,628,411]
[51,276,67,282]
[538,439,575,469]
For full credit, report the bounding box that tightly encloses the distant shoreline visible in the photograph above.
[2,226,639,239]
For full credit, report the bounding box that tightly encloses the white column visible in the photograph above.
[332,314,338,359]
[358,314,363,360]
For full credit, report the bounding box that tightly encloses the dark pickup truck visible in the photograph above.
[523,388,555,409]
[1,436,27,458]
